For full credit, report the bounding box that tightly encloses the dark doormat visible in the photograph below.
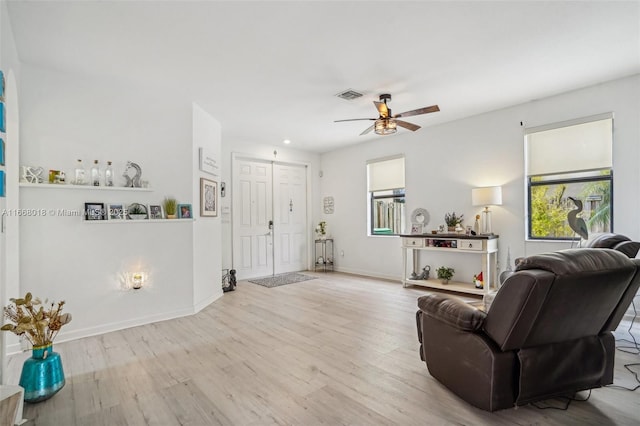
[248,272,317,288]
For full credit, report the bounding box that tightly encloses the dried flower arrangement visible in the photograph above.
[1,292,72,347]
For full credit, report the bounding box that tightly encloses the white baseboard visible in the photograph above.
[332,266,400,283]
[6,294,222,355]
[194,291,223,313]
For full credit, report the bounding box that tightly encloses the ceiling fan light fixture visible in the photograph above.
[374,118,397,135]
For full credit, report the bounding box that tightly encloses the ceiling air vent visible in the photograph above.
[335,89,363,101]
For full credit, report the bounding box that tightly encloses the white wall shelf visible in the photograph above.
[83,219,194,224]
[19,182,152,192]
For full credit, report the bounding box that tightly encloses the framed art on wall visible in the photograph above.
[200,178,217,217]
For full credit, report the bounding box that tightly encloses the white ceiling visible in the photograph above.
[6,1,640,153]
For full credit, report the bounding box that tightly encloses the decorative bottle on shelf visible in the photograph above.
[104,161,114,187]
[90,160,100,186]
[473,214,480,235]
[74,159,86,185]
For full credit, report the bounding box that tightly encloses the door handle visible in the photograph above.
[268,220,273,230]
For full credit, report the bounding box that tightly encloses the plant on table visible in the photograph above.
[437,266,455,284]
[316,221,327,238]
[444,212,464,230]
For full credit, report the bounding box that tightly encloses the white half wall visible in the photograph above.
[192,103,223,309]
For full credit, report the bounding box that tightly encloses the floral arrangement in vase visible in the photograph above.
[316,221,327,239]
[1,292,72,347]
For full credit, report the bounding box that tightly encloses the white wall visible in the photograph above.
[319,74,640,281]
[11,64,222,352]
[192,103,222,309]
[0,0,23,381]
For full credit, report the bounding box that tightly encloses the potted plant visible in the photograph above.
[437,266,455,284]
[163,197,178,219]
[444,212,464,232]
[1,292,72,402]
[127,203,148,220]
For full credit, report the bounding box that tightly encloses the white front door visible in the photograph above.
[273,163,307,274]
[232,158,308,279]
[232,159,274,279]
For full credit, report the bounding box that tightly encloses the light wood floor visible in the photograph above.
[7,272,640,425]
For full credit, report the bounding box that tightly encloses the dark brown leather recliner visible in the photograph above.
[416,249,640,411]
[583,232,640,258]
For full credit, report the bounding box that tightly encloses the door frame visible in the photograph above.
[231,152,313,275]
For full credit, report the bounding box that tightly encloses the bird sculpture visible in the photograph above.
[567,197,589,242]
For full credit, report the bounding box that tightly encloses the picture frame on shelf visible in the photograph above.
[200,178,217,217]
[84,202,106,221]
[410,223,423,235]
[178,203,192,219]
[107,203,126,220]
[48,170,61,184]
[149,204,163,219]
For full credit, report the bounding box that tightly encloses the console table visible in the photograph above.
[401,234,498,296]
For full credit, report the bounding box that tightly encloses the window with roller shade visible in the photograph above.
[367,156,405,236]
[525,113,613,240]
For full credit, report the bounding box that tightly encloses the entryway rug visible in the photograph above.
[248,272,317,288]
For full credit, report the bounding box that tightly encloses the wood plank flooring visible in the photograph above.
[6,272,640,425]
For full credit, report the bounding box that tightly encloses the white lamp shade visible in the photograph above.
[472,186,503,207]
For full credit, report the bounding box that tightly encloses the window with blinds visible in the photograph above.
[525,113,613,240]
[367,156,405,236]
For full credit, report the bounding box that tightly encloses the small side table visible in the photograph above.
[314,239,334,272]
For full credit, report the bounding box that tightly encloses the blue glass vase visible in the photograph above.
[19,343,65,403]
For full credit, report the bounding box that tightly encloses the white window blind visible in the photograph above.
[526,114,612,176]
[367,156,405,192]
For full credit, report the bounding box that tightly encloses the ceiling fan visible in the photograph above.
[335,94,440,136]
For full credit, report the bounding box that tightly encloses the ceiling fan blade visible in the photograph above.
[396,120,421,132]
[360,124,375,135]
[394,105,440,118]
[334,118,376,122]
[374,101,389,118]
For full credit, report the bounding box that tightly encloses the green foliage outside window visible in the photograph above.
[531,185,571,238]
[529,173,611,240]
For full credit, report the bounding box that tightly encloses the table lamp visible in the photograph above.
[472,186,502,235]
